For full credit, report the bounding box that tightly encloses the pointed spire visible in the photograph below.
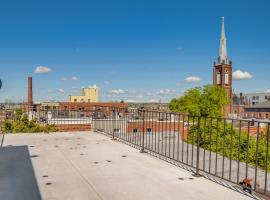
[218,16,229,64]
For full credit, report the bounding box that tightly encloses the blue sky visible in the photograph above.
[0,0,270,103]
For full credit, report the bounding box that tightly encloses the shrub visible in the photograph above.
[1,109,56,133]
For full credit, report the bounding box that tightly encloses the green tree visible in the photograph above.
[170,85,270,171]
[169,85,229,117]
[186,118,270,170]
[1,110,56,133]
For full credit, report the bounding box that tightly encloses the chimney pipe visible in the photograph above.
[28,76,33,106]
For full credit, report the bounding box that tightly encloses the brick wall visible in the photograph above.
[126,121,188,139]
[55,124,91,132]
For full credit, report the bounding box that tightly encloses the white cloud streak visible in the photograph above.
[70,76,78,81]
[158,89,175,95]
[60,76,79,81]
[34,66,52,74]
[108,89,125,94]
[58,89,65,93]
[184,76,201,83]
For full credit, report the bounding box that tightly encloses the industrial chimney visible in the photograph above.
[28,76,33,108]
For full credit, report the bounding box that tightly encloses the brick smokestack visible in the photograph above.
[28,76,33,106]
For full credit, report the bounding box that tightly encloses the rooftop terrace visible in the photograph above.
[0,132,255,200]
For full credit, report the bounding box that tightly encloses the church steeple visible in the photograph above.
[218,16,229,64]
[213,16,233,116]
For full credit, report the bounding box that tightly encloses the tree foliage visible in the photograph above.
[169,85,269,171]
[186,117,270,171]
[169,85,229,117]
[1,109,56,133]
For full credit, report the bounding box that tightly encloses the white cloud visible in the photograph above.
[233,70,252,80]
[104,89,178,103]
[148,99,159,103]
[60,76,79,81]
[158,89,171,95]
[34,66,52,74]
[135,95,143,99]
[108,89,125,94]
[266,90,270,93]
[184,76,201,83]
[58,89,65,93]
[70,76,78,81]
[176,47,183,51]
[60,77,68,81]
[157,89,176,97]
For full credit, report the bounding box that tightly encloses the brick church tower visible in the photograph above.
[213,17,232,116]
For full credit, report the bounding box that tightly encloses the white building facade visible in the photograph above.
[243,92,270,105]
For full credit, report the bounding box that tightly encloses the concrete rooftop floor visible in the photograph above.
[0,132,253,200]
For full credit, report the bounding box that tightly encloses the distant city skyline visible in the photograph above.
[0,0,270,103]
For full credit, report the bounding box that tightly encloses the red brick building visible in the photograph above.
[244,101,270,120]
[58,102,127,111]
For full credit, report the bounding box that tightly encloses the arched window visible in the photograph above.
[217,70,221,84]
[225,70,229,84]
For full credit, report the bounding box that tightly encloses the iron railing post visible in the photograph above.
[93,109,96,132]
[194,116,201,177]
[112,107,116,140]
[140,109,146,153]
[46,107,49,126]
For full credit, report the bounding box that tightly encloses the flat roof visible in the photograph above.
[0,132,252,200]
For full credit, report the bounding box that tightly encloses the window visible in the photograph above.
[266,114,269,119]
[256,96,259,100]
[147,128,152,133]
[133,128,138,133]
[252,96,256,100]
[81,99,84,102]
[74,99,77,102]
[225,70,229,84]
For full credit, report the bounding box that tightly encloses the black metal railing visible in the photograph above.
[92,107,270,197]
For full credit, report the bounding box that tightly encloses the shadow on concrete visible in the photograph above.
[0,145,42,200]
